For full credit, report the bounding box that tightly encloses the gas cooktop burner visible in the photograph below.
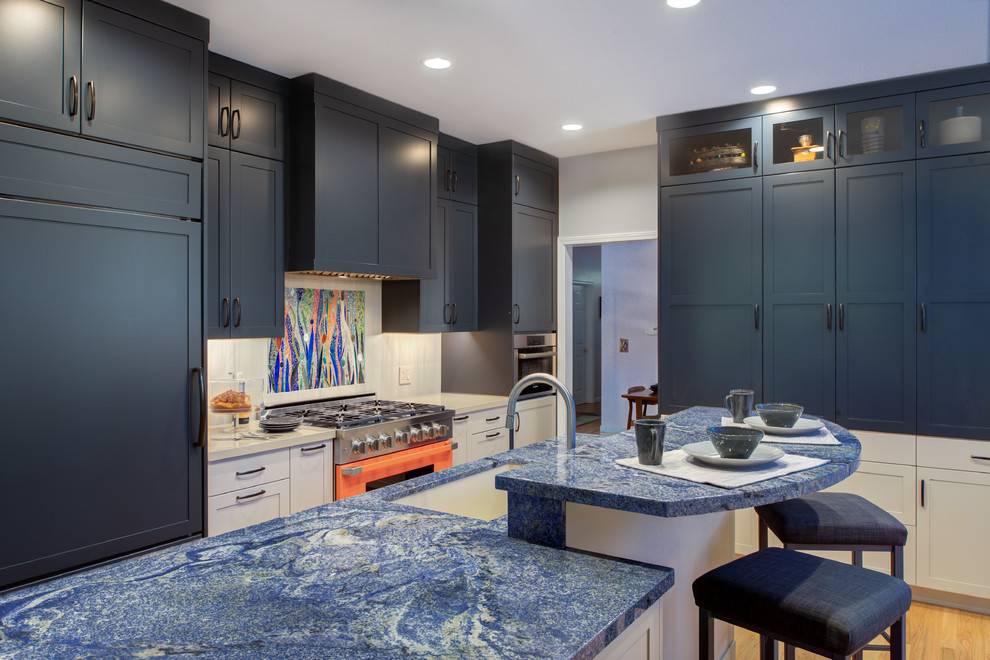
[267,398,446,429]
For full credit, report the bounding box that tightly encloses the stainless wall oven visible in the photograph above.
[513,333,556,397]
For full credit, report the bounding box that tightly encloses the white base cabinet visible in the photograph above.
[513,395,557,448]
[451,413,470,466]
[594,599,662,660]
[289,440,334,514]
[208,479,291,537]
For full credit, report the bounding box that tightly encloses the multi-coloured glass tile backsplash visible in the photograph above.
[268,287,365,392]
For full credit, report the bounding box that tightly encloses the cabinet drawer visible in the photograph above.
[208,478,290,537]
[918,436,990,474]
[468,408,505,435]
[468,428,509,462]
[208,449,290,496]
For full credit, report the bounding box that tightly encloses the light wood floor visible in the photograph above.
[734,600,990,659]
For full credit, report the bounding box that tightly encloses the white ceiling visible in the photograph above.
[169,0,990,159]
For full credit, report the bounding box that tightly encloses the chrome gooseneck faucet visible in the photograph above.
[505,372,577,451]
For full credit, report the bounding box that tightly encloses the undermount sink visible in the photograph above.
[394,463,523,521]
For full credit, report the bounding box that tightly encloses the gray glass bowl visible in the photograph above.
[706,426,764,459]
[756,403,804,428]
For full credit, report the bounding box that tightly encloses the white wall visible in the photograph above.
[557,144,658,433]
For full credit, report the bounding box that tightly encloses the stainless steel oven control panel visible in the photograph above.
[334,410,454,465]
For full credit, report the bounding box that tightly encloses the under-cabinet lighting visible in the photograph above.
[423,57,451,70]
[810,146,825,152]
[750,85,777,95]
[666,0,700,7]
[561,123,583,131]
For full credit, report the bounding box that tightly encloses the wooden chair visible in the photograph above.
[622,386,658,429]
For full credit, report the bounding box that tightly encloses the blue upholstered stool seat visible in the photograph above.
[693,547,911,659]
[755,492,907,547]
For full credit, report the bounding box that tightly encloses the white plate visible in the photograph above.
[743,416,825,436]
[682,441,785,468]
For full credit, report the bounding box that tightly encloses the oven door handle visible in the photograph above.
[517,351,557,360]
[341,466,363,476]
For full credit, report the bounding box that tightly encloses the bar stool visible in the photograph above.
[694,547,911,660]
[755,492,908,658]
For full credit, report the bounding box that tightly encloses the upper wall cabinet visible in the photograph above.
[763,107,835,175]
[438,144,478,205]
[0,0,205,159]
[289,74,438,278]
[512,155,556,211]
[835,94,916,166]
[660,117,762,186]
[917,82,990,158]
[208,65,286,161]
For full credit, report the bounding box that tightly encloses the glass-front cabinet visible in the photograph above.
[660,117,762,185]
[835,94,916,166]
[762,107,834,174]
[917,82,990,158]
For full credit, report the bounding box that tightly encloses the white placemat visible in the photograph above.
[616,451,829,488]
[719,417,841,445]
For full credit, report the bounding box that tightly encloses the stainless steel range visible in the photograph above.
[265,396,455,499]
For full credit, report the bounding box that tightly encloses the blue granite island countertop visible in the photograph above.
[495,406,862,519]
[0,495,672,659]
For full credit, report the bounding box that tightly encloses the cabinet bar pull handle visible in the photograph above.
[920,479,925,507]
[754,304,759,330]
[222,297,230,328]
[191,366,206,448]
[513,303,520,324]
[485,416,501,422]
[515,412,520,432]
[453,171,458,193]
[753,141,758,172]
[446,169,452,192]
[220,106,230,136]
[972,455,990,461]
[826,303,832,330]
[236,466,266,477]
[231,109,241,139]
[86,81,96,121]
[825,131,833,161]
[341,466,362,476]
[234,297,242,327]
[838,303,844,330]
[485,432,500,439]
[452,302,458,324]
[236,489,266,502]
[443,303,451,324]
[452,415,469,421]
[301,443,327,452]
[68,76,79,117]
[919,120,926,148]
[514,174,520,196]
[450,441,459,450]
[920,302,926,332]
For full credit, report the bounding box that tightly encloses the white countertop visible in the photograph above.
[403,392,509,415]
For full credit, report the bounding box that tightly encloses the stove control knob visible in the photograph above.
[379,432,393,449]
[410,425,423,443]
[423,424,435,440]
[433,422,446,438]
[394,429,408,445]
[351,438,366,455]
[367,434,379,452]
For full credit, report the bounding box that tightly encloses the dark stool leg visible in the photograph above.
[759,517,769,550]
[890,611,906,660]
[699,606,714,660]
[760,631,778,660]
[892,544,904,579]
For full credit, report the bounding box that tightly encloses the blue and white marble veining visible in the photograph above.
[495,407,862,518]
[0,501,672,659]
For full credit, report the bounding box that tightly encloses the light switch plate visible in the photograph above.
[399,365,412,385]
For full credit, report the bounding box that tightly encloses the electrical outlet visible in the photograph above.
[398,365,412,385]
[645,326,658,336]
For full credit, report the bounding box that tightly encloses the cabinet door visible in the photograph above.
[207,72,230,149]
[0,0,81,131]
[379,119,435,278]
[917,467,990,599]
[512,155,557,211]
[763,106,835,174]
[289,441,333,513]
[0,198,203,587]
[512,206,556,333]
[437,146,451,199]
[206,147,232,338]
[208,478,290,537]
[835,162,916,433]
[229,152,284,338]
[660,117,762,185]
[763,171,835,419]
[468,429,510,462]
[81,1,204,158]
[917,82,990,158]
[836,94,916,166]
[230,80,285,160]
[450,150,478,205]
[660,178,762,412]
[917,153,990,439]
[313,98,379,271]
[417,198,450,332]
[447,201,478,331]
[451,414,469,466]
[513,396,556,448]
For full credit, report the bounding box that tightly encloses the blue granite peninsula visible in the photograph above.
[0,481,672,659]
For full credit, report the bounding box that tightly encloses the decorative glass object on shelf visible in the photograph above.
[669,127,752,175]
[209,372,265,439]
[845,106,904,155]
[771,118,824,164]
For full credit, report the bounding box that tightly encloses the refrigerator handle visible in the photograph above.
[191,366,206,448]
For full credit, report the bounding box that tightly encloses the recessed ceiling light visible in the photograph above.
[561,123,583,131]
[423,57,451,70]
[750,85,777,95]
[666,0,700,7]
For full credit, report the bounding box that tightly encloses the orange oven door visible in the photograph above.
[335,440,453,500]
